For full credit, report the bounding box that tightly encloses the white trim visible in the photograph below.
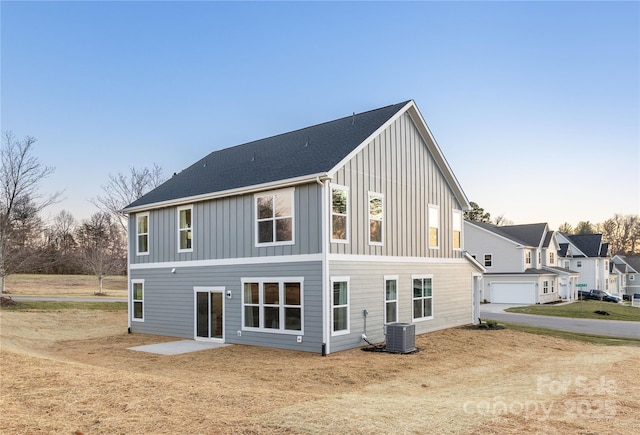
[240,277,305,335]
[129,253,472,271]
[131,279,145,322]
[322,179,331,354]
[368,191,384,246]
[254,188,295,247]
[136,212,150,256]
[122,172,330,214]
[484,253,493,268]
[130,253,323,270]
[411,274,434,322]
[193,286,225,342]
[327,253,470,264]
[383,275,399,325]
[177,205,194,253]
[330,184,349,244]
[330,276,350,336]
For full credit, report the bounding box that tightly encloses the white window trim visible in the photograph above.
[330,184,349,244]
[412,274,434,322]
[131,279,144,322]
[384,275,399,325]
[452,209,462,251]
[136,212,150,256]
[193,286,225,341]
[254,188,295,247]
[330,276,350,336]
[428,204,440,249]
[368,191,384,246]
[240,277,304,335]
[484,253,493,268]
[177,205,194,253]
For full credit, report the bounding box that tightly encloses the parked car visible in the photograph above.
[580,289,621,303]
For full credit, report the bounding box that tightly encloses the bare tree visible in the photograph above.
[557,222,573,234]
[574,221,596,235]
[75,212,126,295]
[600,214,640,255]
[493,214,513,226]
[0,132,61,294]
[91,164,164,233]
[44,210,79,274]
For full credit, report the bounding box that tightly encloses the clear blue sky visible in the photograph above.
[2,1,638,230]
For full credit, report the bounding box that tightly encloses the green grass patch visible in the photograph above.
[1,300,128,312]
[505,301,640,321]
[501,322,640,346]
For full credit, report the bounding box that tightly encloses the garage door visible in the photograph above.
[491,282,536,304]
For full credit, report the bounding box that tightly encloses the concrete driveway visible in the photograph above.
[480,303,640,340]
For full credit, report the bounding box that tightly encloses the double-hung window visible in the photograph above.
[384,276,398,324]
[452,209,462,250]
[525,251,532,265]
[136,213,149,255]
[242,278,303,333]
[331,185,348,242]
[412,276,433,320]
[132,280,144,321]
[368,192,383,245]
[428,205,439,248]
[484,254,493,267]
[543,280,549,294]
[178,205,193,252]
[256,189,294,246]
[331,277,349,335]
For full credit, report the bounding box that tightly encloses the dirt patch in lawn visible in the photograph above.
[1,309,639,434]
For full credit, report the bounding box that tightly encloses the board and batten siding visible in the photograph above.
[129,183,322,264]
[330,112,464,259]
[328,259,476,353]
[130,261,323,353]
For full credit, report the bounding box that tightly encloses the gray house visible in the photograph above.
[123,100,484,354]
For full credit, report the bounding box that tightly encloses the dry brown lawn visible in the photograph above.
[3,274,127,298]
[1,307,639,434]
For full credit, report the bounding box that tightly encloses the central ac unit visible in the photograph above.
[385,322,416,353]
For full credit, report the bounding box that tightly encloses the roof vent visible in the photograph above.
[385,323,416,353]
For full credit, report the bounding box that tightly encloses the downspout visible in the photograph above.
[320,177,331,355]
[126,214,132,334]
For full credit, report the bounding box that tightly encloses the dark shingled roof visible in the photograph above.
[565,234,606,258]
[467,221,548,247]
[126,101,410,210]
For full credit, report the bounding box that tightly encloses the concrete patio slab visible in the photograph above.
[128,340,230,355]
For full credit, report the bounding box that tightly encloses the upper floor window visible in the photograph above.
[484,254,492,267]
[178,205,193,252]
[255,189,294,246]
[549,252,555,264]
[577,261,582,268]
[136,213,149,255]
[630,275,636,281]
[525,251,532,265]
[331,185,348,242]
[369,192,383,245]
[452,209,462,250]
[428,205,439,249]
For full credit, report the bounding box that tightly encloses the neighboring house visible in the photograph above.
[611,255,640,298]
[464,221,578,304]
[556,233,614,296]
[123,100,484,354]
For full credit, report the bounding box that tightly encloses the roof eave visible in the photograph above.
[122,172,331,214]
